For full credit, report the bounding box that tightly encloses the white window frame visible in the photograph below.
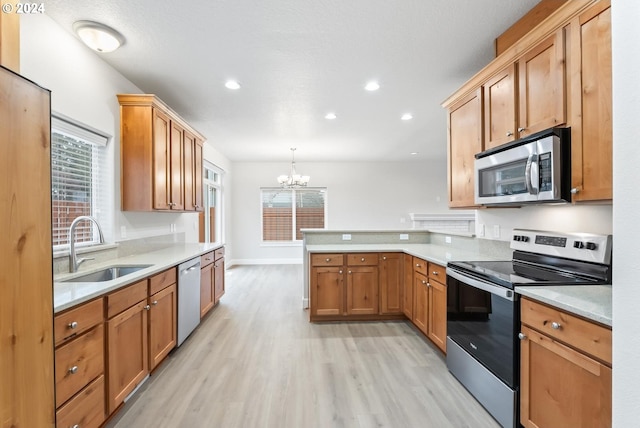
[260,187,328,245]
[203,161,225,245]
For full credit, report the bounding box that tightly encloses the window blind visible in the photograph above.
[261,188,326,242]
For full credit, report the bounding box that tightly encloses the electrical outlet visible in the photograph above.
[342,234,352,241]
[493,225,500,238]
[445,236,452,244]
[400,233,409,240]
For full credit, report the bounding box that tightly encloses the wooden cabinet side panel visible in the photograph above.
[520,325,611,428]
[0,69,54,428]
[402,254,414,319]
[107,301,149,413]
[379,253,402,314]
[448,89,482,208]
[0,6,20,72]
[149,284,177,371]
[121,106,154,211]
[194,140,204,211]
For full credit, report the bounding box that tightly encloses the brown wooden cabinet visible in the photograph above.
[402,253,414,319]
[310,266,344,319]
[346,266,379,315]
[106,280,149,413]
[568,0,612,202]
[214,247,226,303]
[200,256,215,317]
[53,298,105,428]
[447,88,483,208]
[483,63,517,149]
[412,271,429,335]
[427,264,447,353]
[520,297,612,428]
[148,268,178,371]
[379,253,403,315]
[118,94,205,212]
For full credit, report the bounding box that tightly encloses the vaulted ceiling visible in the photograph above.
[44,0,540,162]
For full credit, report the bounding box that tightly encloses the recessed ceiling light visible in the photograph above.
[73,20,125,53]
[401,113,413,121]
[325,112,337,120]
[225,80,241,90]
[411,152,419,156]
[365,81,380,91]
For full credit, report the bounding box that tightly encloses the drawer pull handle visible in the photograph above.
[361,257,365,262]
[506,131,513,137]
[325,258,331,262]
[68,321,78,330]
[518,127,526,132]
[415,263,421,267]
[152,300,158,306]
[68,366,78,375]
[518,332,527,340]
[348,270,352,274]
[551,322,561,330]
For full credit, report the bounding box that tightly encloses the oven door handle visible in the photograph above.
[446,268,516,301]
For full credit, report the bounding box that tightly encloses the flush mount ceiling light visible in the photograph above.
[277,148,310,188]
[325,112,337,120]
[401,113,413,121]
[225,80,241,90]
[364,81,380,91]
[73,20,125,53]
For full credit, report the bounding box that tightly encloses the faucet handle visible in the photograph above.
[77,257,95,267]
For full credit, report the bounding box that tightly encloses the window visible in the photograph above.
[202,162,224,244]
[51,115,111,248]
[261,188,326,242]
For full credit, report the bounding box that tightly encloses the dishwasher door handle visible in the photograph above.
[181,265,200,275]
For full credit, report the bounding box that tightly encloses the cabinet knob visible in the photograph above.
[325,258,331,262]
[152,300,158,306]
[570,187,580,194]
[348,270,352,274]
[339,270,343,274]
[144,305,151,311]
[506,131,513,137]
[427,282,431,288]
[551,322,561,330]
[382,256,387,260]
[432,271,439,276]
[68,321,78,330]
[518,127,526,132]
[361,257,365,262]
[68,366,78,375]
[72,425,80,428]
[416,263,421,267]
[518,332,527,340]
[422,280,427,285]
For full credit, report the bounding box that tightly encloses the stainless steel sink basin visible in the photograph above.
[61,265,152,283]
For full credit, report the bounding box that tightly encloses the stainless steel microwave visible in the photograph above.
[474,127,571,206]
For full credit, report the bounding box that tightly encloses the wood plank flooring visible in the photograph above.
[106,264,499,428]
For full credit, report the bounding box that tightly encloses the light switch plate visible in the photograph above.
[400,233,409,240]
[342,234,352,241]
[445,236,452,244]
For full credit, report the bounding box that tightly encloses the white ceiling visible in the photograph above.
[44,0,540,162]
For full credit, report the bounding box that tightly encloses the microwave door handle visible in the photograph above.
[525,154,539,195]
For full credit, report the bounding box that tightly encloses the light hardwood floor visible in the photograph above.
[106,264,499,428]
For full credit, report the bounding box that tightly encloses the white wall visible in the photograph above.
[19,14,229,244]
[231,160,449,263]
[476,205,613,240]
[611,1,640,425]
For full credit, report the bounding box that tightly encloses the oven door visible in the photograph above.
[446,268,520,389]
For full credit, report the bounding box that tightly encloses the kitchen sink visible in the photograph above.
[61,265,152,283]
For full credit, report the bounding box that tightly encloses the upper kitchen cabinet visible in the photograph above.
[118,94,205,212]
[567,0,612,201]
[447,88,482,208]
[443,0,611,208]
[0,9,20,72]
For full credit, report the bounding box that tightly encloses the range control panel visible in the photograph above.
[511,229,612,264]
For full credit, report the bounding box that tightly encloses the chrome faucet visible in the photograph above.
[68,216,105,273]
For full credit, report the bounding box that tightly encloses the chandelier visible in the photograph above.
[277,148,310,188]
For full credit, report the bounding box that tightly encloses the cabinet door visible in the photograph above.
[149,283,177,371]
[412,272,428,335]
[107,301,148,413]
[520,325,611,428]
[427,279,447,353]
[402,254,414,319]
[194,140,203,211]
[200,262,214,317]
[517,29,566,137]
[169,122,184,210]
[346,266,379,315]
[214,257,225,303]
[152,108,171,210]
[484,63,517,149]
[183,130,195,211]
[569,1,612,201]
[379,253,402,314]
[310,266,344,317]
[448,88,482,208]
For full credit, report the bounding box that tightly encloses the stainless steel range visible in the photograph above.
[445,229,612,428]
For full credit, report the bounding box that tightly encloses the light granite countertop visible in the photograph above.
[53,243,222,313]
[515,284,612,327]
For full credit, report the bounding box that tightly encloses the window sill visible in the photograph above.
[260,241,303,247]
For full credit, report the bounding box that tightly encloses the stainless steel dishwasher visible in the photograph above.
[177,257,201,346]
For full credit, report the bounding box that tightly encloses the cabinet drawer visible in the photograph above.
[56,375,105,428]
[149,267,177,295]
[428,263,446,282]
[413,257,428,276]
[107,280,148,318]
[215,247,225,260]
[311,253,344,267]
[55,324,104,407]
[521,298,612,365]
[346,253,378,266]
[54,298,104,346]
[201,251,215,268]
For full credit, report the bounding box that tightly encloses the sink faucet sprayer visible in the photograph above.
[68,216,105,273]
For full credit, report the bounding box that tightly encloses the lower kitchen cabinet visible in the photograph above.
[148,280,177,371]
[106,280,149,413]
[427,276,447,353]
[402,253,414,319]
[520,298,612,428]
[412,271,429,335]
[214,250,226,303]
[379,252,403,315]
[200,253,215,317]
[56,375,105,428]
[310,265,344,318]
[346,265,379,315]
